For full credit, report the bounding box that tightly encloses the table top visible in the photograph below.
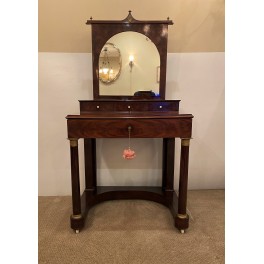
[66,111,194,120]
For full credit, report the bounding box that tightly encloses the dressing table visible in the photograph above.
[66,11,193,234]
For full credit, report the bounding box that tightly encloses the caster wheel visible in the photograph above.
[180,229,185,234]
[75,230,80,234]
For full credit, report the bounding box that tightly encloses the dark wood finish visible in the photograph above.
[162,138,168,191]
[68,111,188,119]
[173,140,191,231]
[86,11,173,25]
[95,186,168,205]
[86,11,173,100]
[178,143,190,215]
[78,186,178,223]
[66,12,193,233]
[69,140,85,230]
[69,141,81,215]
[162,138,175,203]
[79,100,180,113]
[67,116,192,139]
[84,138,97,191]
[67,109,193,232]
[75,185,187,231]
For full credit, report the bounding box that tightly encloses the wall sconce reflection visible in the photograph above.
[129,55,134,72]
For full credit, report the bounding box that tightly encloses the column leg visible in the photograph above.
[69,138,84,232]
[162,138,175,205]
[84,138,97,204]
[162,138,167,191]
[175,138,191,232]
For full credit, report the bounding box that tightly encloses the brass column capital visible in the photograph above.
[181,138,191,147]
[68,138,78,147]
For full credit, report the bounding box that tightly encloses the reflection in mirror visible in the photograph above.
[99,43,121,84]
[99,32,160,96]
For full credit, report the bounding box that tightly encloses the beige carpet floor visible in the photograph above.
[39,190,224,264]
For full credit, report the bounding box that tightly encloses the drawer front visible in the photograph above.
[68,118,192,138]
[149,102,179,111]
[114,101,179,112]
[80,102,114,112]
[114,102,148,111]
[80,101,180,113]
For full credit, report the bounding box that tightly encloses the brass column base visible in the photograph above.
[70,214,84,231]
[175,214,189,230]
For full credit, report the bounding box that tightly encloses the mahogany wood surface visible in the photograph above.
[67,112,191,119]
[67,117,192,138]
[70,143,81,215]
[163,138,175,192]
[70,186,185,231]
[86,11,173,25]
[178,144,190,215]
[84,139,97,191]
[86,12,173,100]
[67,107,193,232]
[94,186,168,205]
[79,100,180,113]
[68,12,193,233]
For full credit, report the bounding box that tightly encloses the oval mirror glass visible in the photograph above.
[99,32,160,96]
[99,43,121,84]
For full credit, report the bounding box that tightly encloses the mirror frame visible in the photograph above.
[86,11,173,100]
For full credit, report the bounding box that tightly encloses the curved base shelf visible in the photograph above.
[70,186,189,233]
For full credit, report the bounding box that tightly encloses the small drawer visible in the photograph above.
[113,102,150,111]
[80,101,114,112]
[151,102,180,111]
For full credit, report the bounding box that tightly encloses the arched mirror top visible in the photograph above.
[86,11,173,100]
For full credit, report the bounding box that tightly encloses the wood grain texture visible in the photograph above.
[69,142,81,215]
[178,144,190,215]
[84,138,97,190]
[65,11,194,232]
[79,100,180,113]
[88,18,171,99]
[67,109,192,231]
[67,117,192,138]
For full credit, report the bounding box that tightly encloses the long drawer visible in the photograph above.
[67,117,192,138]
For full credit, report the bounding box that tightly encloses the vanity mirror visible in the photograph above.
[86,11,173,99]
[99,32,160,96]
[66,11,193,234]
